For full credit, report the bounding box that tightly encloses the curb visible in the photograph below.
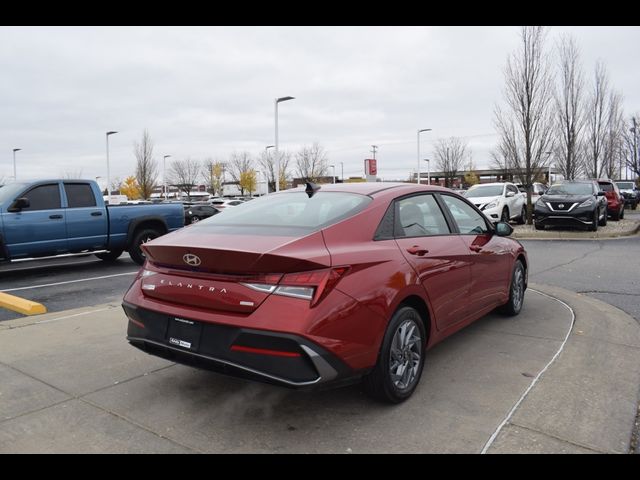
[512,220,640,241]
[0,292,47,316]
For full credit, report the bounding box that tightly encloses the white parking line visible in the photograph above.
[480,288,576,454]
[0,272,139,293]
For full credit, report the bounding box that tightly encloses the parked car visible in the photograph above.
[0,179,184,265]
[123,182,528,403]
[534,180,607,231]
[515,182,547,205]
[184,203,220,225]
[597,179,625,221]
[464,182,526,224]
[210,199,245,209]
[615,181,639,210]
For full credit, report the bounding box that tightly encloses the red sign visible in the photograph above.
[364,159,377,176]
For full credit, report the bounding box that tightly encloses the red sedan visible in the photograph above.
[123,183,528,403]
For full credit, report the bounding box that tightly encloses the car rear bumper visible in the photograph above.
[122,301,357,389]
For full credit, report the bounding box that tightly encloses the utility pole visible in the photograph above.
[370,145,378,159]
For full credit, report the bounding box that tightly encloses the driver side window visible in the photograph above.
[441,195,490,235]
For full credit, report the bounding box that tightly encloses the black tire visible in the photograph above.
[599,208,608,226]
[128,228,163,265]
[620,207,624,220]
[363,306,426,404]
[190,215,201,224]
[534,222,544,231]
[590,210,598,231]
[95,250,124,262]
[498,260,526,316]
[611,208,620,221]
[633,201,638,210]
[517,205,526,225]
[501,207,510,223]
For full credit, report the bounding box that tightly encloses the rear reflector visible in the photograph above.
[230,345,302,358]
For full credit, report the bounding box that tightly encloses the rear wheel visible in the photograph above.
[517,205,526,225]
[95,250,124,262]
[620,207,624,220]
[611,208,620,221]
[363,306,426,404]
[129,228,163,265]
[498,260,525,316]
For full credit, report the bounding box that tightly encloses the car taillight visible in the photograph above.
[241,267,349,306]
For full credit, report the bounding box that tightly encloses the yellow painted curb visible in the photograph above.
[0,292,47,315]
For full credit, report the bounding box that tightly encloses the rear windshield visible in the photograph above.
[192,191,371,234]
[547,183,594,195]
[598,182,614,192]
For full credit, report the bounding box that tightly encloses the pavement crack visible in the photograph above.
[507,421,610,454]
[531,241,604,277]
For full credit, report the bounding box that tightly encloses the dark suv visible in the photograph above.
[598,180,625,221]
[534,180,607,231]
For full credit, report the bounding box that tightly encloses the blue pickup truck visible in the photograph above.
[0,179,184,265]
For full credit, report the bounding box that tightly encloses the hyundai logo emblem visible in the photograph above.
[183,253,201,266]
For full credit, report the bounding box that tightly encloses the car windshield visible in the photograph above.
[465,185,503,198]
[616,182,634,189]
[547,183,593,195]
[192,191,371,234]
[0,183,28,204]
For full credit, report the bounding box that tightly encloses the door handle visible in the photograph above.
[469,245,482,252]
[49,214,63,220]
[91,211,103,216]
[406,246,429,256]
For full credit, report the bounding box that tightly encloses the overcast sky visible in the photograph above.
[1,26,638,187]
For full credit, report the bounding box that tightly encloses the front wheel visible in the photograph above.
[363,306,426,404]
[590,210,598,231]
[599,208,608,226]
[501,207,510,223]
[128,228,163,265]
[517,205,526,225]
[498,260,526,316]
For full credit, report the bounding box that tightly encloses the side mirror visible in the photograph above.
[506,191,515,198]
[597,191,605,196]
[7,197,30,212]
[495,221,513,237]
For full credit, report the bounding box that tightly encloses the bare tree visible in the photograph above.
[623,115,640,179]
[61,169,84,179]
[295,143,329,182]
[227,152,253,196]
[494,26,555,224]
[202,158,225,196]
[434,137,468,187]
[553,35,586,181]
[170,157,201,200]
[584,61,611,179]
[258,149,293,193]
[602,91,625,179]
[134,129,158,200]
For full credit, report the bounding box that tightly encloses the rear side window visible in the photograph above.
[22,184,61,211]
[64,183,97,208]
[194,192,371,234]
[396,194,451,237]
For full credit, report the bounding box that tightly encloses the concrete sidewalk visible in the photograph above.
[0,286,639,453]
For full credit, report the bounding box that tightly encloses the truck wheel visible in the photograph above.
[129,228,162,265]
[95,250,124,262]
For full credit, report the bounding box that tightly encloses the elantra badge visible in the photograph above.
[183,253,201,266]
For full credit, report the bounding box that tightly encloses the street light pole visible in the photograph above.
[417,128,432,184]
[275,96,295,193]
[163,155,171,199]
[423,159,431,186]
[105,131,118,203]
[340,162,344,183]
[12,148,21,180]
[330,164,335,183]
